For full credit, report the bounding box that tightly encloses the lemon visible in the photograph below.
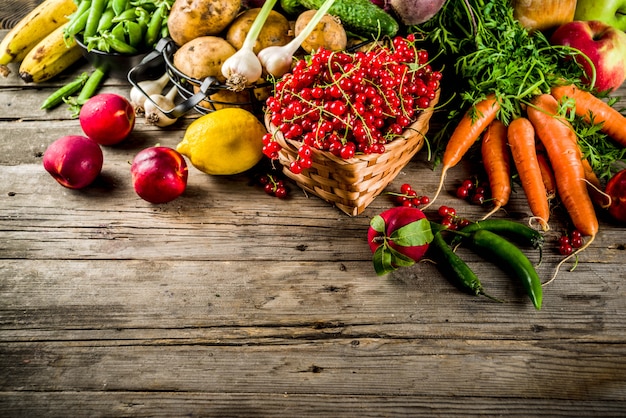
[176,108,266,175]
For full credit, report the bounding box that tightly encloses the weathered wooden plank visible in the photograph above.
[1,259,625,337]
[1,392,624,417]
[1,338,625,400]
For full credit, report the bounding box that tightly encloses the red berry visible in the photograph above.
[559,243,574,256]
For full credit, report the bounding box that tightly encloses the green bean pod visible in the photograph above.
[466,229,542,310]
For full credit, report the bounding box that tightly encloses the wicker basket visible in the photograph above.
[265,91,439,216]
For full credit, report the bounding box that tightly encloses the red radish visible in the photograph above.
[131,146,188,204]
[79,93,135,146]
[42,135,103,189]
[605,168,626,223]
[368,206,433,275]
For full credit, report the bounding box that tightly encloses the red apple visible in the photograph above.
[42,135,103,189]
[605,168,626,223]
[550,20,626,92]
[79,93,135,146]
[131,146,188,204]
[368,206,433,275]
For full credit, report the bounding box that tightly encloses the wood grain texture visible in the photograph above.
[1,28,626,416]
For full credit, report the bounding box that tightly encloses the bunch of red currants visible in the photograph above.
[263,35,442,174]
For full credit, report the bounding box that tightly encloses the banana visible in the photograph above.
[18,22,84,83]
[0,0,77,68]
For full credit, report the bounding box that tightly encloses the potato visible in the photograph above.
[295,10,347,54]
[167,0,241,46]
[200,89,254,111]
[226,8,293,54]
[173,36,236,83]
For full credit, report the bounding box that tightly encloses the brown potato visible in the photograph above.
[167,0,241,46]
[173,36,236,83]
[294,10,347,54]
[226,8,293,54]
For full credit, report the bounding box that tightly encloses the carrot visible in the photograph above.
[581,158,611,209]
[536,151,556,201]
[425,94,500,209]
[480,119,510,219]
[507,117,550,230]
[527,93,598,285]
[551,84,626,147]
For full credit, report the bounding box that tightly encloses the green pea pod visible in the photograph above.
[65,68,108,118]
[112,0,129,15]
[110,21,126,42]
[84,0,108,39]
[97,6,116,33]
[106,32,138,54]
[144,4,164,48]
[123,20,143,48]
[64,8,91,44]
[41,72,90,110]
[111,7,137,22]
[467,229,543,310]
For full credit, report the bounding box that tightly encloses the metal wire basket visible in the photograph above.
[127,37,271,118]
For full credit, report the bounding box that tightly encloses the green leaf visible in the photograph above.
[389,218,434,247]
[373,244,395,276]
[370,215,386,233]
[388,245,416,267]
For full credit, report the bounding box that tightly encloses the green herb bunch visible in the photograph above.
[412,0,624,178]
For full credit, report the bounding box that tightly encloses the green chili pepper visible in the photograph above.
[430,232,501,302]
[465,229,543,310]
[84,0,108,39]
[40,72,90,110]
[454,219,545,259]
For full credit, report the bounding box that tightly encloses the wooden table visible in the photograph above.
[1,26,626,416]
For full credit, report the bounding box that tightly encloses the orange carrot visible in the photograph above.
[481,119,510,219]
[527,93,598,238]
[425,94,500,208]
[507,117,550,230]
[551,84,626,147]
[536,151,556,201]
[527,93,599,284]
[581,158,611,209]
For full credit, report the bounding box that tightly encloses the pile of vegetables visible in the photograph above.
[407,0,625,278]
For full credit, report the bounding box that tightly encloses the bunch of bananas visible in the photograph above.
[0,0,83,83]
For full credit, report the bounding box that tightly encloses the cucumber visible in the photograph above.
[281,0,399,38]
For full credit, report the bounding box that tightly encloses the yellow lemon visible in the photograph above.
[176,108,266,175]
